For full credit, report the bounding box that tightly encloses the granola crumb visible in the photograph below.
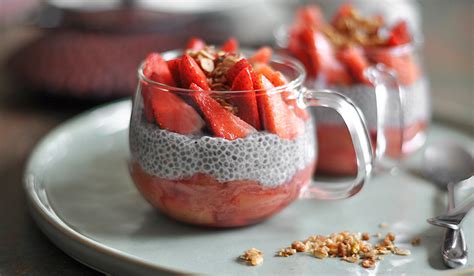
[361,259,376,269]
[291,241,307,252]
[240,248,263,266]
[361,232,370,241]
[386,232,396,242]
[393,247,411,256]
[411,237,421,246]
[276,247,297,257]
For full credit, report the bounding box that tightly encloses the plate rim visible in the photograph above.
[23,98,190,275]
[22,99,472,275]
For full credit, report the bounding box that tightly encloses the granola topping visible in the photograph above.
[240,248,263,266]
[240,231,414,269]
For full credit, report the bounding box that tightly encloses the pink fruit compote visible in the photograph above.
[283,4,430,175]
[129,38,316,227]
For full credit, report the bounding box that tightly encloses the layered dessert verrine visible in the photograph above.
[282,4,430,175]
[129,38,315,227]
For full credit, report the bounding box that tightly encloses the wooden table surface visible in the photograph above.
[0,27,103,275]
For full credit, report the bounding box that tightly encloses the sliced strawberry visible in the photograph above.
[225,58,251,84]
[269,71,310,121]
[337,46,371,84]
[332,3,355,26]
[186,37,206,51]
[296,5,324,28]
[180,54,210,90]
[143,53,176,86]
[148,87,205,134]
[386,21,411,46]
[140,83,155,123]
[190,83,256,140]
[249,47,273,64]
[369,49,420,85]
[255,74,304,140]
[324,58,352,85]
[254,65,310,120]
[166,58,181,86]
[299,28,336,79]
[221,37,239,52]
[142,53,176,123]
[229,68,261,129]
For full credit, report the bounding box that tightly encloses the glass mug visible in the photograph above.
[275,26,430,175]
[129,49,373,227]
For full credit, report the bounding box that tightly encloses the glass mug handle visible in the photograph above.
[298,89,374,200]
[366,64,404,171]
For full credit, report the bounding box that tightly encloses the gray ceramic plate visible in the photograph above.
[25,100,473,275]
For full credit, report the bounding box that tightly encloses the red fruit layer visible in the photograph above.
[316,121,428,175]
[130,161,315,227]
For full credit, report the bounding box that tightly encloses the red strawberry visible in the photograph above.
[324,58,352,85]
[332,3,355,26]
[337,46,371,84]
[255,74,304,140]
[296,5,324,28]
[186,37,206,51]
[148,87,205,134]
[226,58,252,84]
[229,68,261,129]
[190,83,256,140]
[299,28,336,79]
[269,71,310,120]
[249,47,273,64]
[140,83,155,123]
[254,65,310,120]
[142,53,176,123]
[166,58,181,86]
[386,21,411,46]
[143,53,176,86]
[221,37,239,52]
[369,49,420,85]
[180,54,210,90]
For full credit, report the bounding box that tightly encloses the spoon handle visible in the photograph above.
[441,182,468,268]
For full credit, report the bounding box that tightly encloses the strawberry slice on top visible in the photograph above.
[180,54,210,90]
[337,46,371,85]
[186,37,206,51]
[148,87,205,134]
[254,74,304,140]
[386,21,411,47]
[226,58,252,84]
[166,58,181,86]
[143,53,177,86]
[249,47,273,65]
[190,83,256,140]
[254,64,310,121]
[229,68,261,129]
[221,37,239,52]
[142,53,176,122]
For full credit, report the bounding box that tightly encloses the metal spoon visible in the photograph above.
[423,143,474,268]
[428,188,474,230]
